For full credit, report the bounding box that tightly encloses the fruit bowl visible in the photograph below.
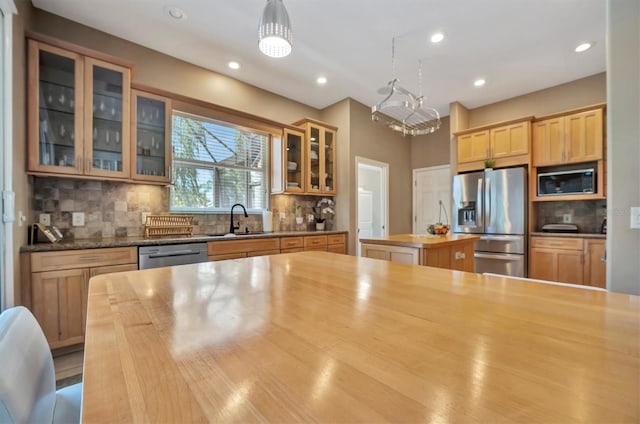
[427,223,450,236]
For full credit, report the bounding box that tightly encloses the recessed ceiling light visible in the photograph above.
[430,32,445,43]
[474,79,486,87]
[575,42,593,53]
[166,6,187,20]
[228,61,240,70]
[316,76,327,85]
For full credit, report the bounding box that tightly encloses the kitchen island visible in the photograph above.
[360,233,480,271]
[82,252,639,423]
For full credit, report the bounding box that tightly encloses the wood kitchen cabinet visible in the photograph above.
[294,118,337,196]
[25,246,137,348]
[584,238,606,288]
[28,39,132,179]
[532,107,603,166]
[271,127,306,194]
[131,90,172,183]
[456,119,531,172]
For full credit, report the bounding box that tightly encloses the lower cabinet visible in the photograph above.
[529,237,606,287]
[360,244,419,264]
[360,241,474,271]
[26,247,137,349]
[207,233,348,261]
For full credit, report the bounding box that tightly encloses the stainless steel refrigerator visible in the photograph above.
[452,167,527,277]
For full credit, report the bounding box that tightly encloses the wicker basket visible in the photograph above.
[144,215,194,238]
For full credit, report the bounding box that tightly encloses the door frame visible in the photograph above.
[412,164,451,234]
[355,156,389,256]
[0,0,16,310]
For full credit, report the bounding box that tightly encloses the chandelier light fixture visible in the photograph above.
[372,38,441,136]
[258,0,293,58]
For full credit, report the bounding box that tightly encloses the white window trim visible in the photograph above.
[0,0,16,310]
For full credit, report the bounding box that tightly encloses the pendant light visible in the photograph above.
[258,0,292,58]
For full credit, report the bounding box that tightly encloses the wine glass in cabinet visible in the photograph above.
[131,90,172,183]
[28,41,84,174]
[84,58,131,178]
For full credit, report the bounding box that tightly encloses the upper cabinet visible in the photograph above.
[273,119,337,196]
[296,118,337,196]
[28,39,132,179]
[456,119,531,172]
[131,90,172,183]
[533,107,603,167]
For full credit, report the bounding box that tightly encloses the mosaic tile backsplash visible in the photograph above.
[31,177,336,240]
[533,199,607,233]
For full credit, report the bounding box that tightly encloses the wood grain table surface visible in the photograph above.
[82,251,640,423]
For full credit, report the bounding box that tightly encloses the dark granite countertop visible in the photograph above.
[530,232,606,239]
[21,230,348,252]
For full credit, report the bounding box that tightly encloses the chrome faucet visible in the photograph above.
[229,203,248,234]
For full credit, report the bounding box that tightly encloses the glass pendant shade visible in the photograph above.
[258,0,292,58]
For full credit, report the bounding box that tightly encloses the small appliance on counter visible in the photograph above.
[541,223,579,233]
[28,223,63,244]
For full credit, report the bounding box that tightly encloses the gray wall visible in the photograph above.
[606,0,640,295]
[411,116,451,170]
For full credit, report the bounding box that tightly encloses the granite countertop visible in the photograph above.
[21,230,348,252]
[530,232,606,239]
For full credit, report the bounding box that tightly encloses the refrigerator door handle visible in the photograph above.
[485,176,491,228]
[476,178,483,228]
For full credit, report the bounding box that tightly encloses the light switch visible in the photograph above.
[630,207,640,229]
[72,212,85,226]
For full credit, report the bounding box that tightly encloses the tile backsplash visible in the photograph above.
[533,199,607,233]
[31,177,336,240]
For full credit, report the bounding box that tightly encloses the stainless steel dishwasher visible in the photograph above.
[138,243,208,270]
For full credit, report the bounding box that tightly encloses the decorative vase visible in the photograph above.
[315,222,325,231]
[295,216,304,225]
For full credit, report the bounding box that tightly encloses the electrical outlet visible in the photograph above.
[279,212,285,221]
[39,213,51,225]
[307,214,314,223]
[562,213,572,223]
[141,212,150,225]
[72,212,85,226]
[630,207,640,229]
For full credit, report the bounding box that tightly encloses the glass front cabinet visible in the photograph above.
[283,127,305,193]
[131,90,171,183]
[294,119,337,196]
[28,39,131,179]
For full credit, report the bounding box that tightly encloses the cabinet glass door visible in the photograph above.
[29,43,83,174]
[323,129,336,194]
[308,126,321,193]
[132,90,171,182]
[284,128,304,192]
[85,58,130,177]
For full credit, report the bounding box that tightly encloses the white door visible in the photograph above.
[358,190,373,239]
[413,165,451,234]
[356,157,388,256]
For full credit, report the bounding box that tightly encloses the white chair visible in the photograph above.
[482,272,607,291]
[0,306,82,423]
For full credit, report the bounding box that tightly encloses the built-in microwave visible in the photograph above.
[537,168,596,196]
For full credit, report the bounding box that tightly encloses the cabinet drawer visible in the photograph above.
[281,247,304,254]
[327,244,346,254]
[247,249,281,257]
[281,237,303,249]
[304,235,328,248]
[208,238,280,255]
[531,237,583,250]
[31,247,137,272]
[327,233,346,245]
[208,253,247,262]
[90,263,138,278]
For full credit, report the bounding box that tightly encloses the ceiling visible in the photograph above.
[31,0,606,116]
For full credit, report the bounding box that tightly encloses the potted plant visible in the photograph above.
[484,159,495,170]
[312,198,335,231]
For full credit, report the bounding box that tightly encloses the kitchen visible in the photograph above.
[0,0,638,423]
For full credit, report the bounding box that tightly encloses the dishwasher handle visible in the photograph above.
[147,250,203,259]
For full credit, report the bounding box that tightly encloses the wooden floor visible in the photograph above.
[53,347,84,381]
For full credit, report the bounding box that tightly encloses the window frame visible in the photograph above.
[169,108,272,214]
